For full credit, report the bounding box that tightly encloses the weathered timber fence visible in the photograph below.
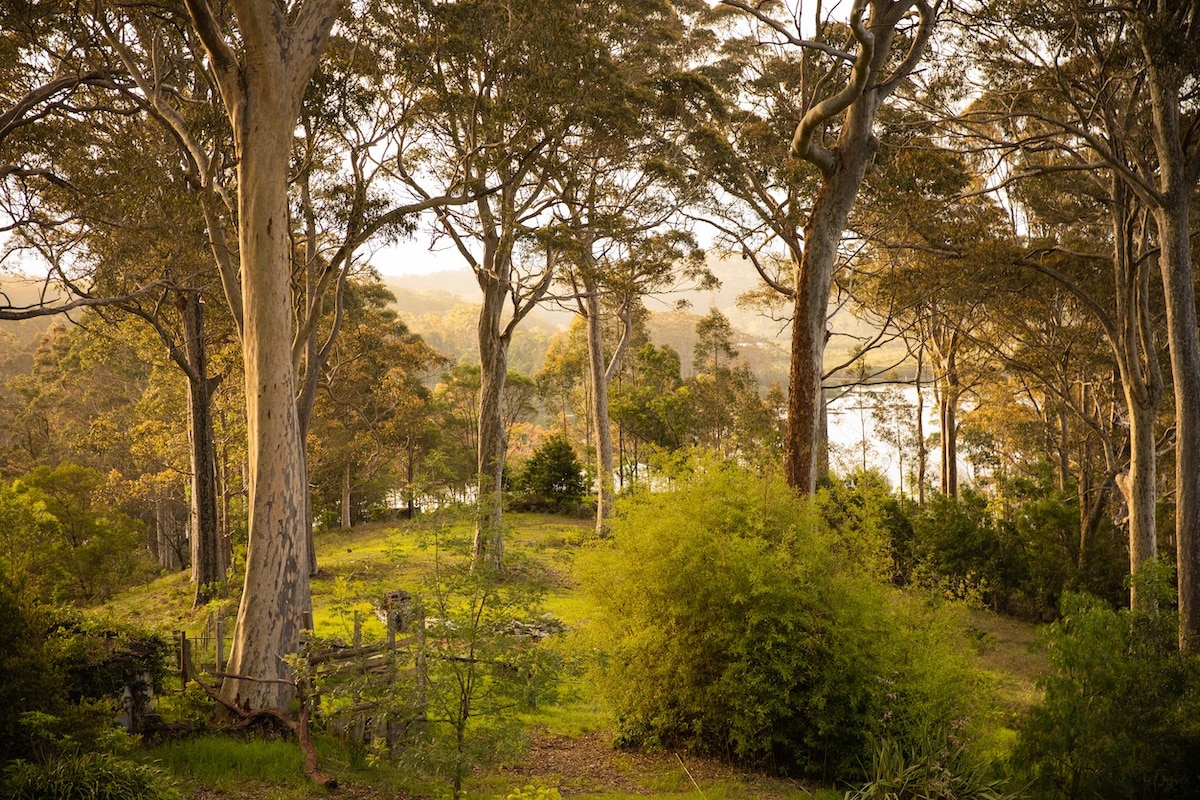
[170,595,427,753]
[173,615,229,690]
[303,591,427,753]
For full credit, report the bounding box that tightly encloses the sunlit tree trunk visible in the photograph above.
[473,277,509,571]
[183,0,342,710]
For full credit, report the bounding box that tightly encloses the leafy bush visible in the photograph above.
[2,752,180,800]
[0,579,62,761]
[1012,582,1200,799]
[2,464,154,603]
[507,434,587,513]
[578,463,988,781]
[505,784,563,800]
[0,580,170,764]
[910,491,1028,611]
[817,470,915,583]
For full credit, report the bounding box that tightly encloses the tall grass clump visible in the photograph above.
[3,752,180,800]
[578,462,991,781]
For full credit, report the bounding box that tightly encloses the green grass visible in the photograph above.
[91,509,1043,800]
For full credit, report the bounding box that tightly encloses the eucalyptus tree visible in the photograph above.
[0,6,239,605]
[961,0,1190,617]
[536,0,715,534]
[150,0,345,711]
[385,0,677,566]
[706,0,940,494]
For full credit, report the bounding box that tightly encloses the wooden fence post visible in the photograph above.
[414,599,428,735]
[178,630,191,689]
[215,617,225,673]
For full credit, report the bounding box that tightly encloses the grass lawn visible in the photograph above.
[92,510,1044,800]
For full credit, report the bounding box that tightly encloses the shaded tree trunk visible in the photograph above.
[182,291,224,607]
[1158,200,1200,646]
[724,0,936,494]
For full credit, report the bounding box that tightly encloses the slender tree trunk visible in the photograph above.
[916,349,926,506]
[182,291,223,607]
[340,462,352,529]
[473,281,509,571]
[583,290,615,534]
[939,356,959,499]
[1117,398,1159,598]
[156,499,182,571]
[1056,407,1070,493]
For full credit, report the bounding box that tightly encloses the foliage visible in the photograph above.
[906,476,1126,619]
[909,491,1028,612]
[1012,582,1200,799]
[817,470,912,583]
[0,579,170,765]
[508,434,588,514]
[845,730,1017,800]
[505,784,563,800]
[579,462,988,781]
[2,463,154,603]
[2,751,180,800]
[410,538,565,799]
[0,579,62,762]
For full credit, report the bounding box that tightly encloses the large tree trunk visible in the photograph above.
[785,163,871,492]
[182,291,223,607]
[182,0,342,711]
[770,0,930,493]
[221,82,312,713]
[1158,200,1200,647]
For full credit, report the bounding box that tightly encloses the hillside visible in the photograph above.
[381,257,911,388]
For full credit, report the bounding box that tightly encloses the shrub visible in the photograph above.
[1012,582,1200,799]
[0,579,62,761]
[4,464,154,603]
[2,752,180,800]
[578,462,988,781]
[910,491,1028,611]
[508,434,587,513]
[817,470,914,583]
[0,580,170,764]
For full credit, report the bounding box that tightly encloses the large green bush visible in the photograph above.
[0,579,170,765]
[2,464,154,603]
[578,463,988,780]
[1012,583,1200,799]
